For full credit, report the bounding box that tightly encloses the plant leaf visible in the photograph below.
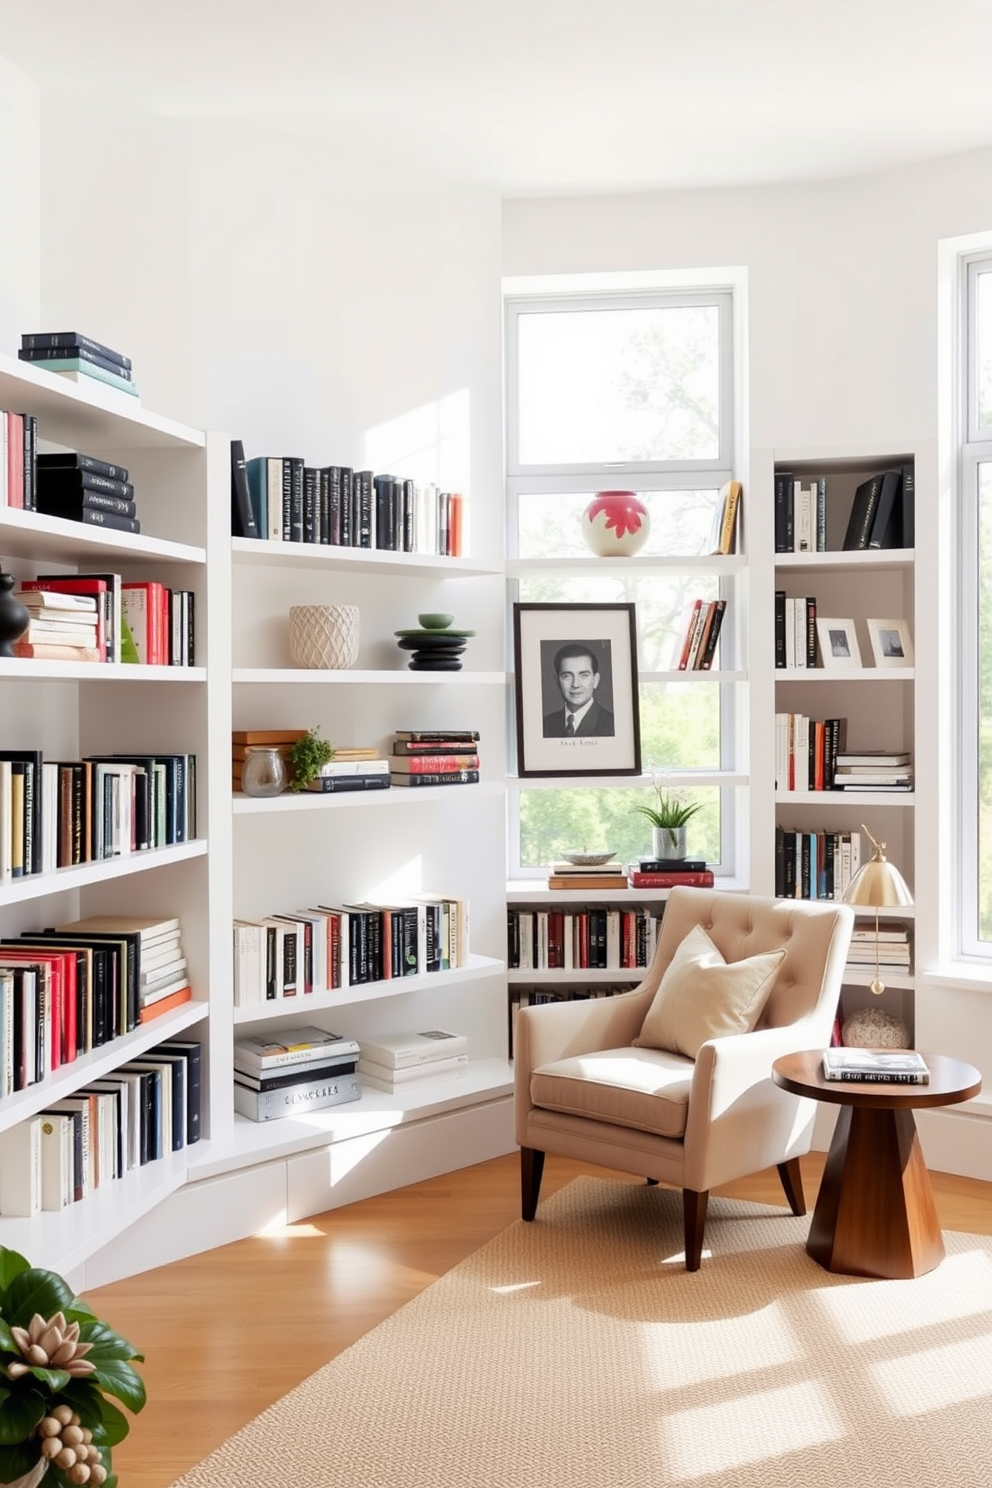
[4,1267,76,1325]
[0,1382,46,1443]
[77,1321,143,1364]
[0,1248,32,1294]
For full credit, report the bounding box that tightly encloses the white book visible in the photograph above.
[19,589,98,612]
[266,456,283,541]
[0,968,13,1097]
[42,761,58,875]
[289,910,329,992]
[359,1060,468,1093]
[0,760,11,883]
[358,1029,469,1070]
[234,1025,360,1073]
[784,599,796,668]
[0,1117,42,1216]
[39,1111,73,1210]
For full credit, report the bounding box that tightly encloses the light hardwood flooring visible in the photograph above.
[89,1151,992,1488]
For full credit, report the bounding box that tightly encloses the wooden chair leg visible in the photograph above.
[520,1147,545,1221]
[777,1157,806,1217]
[683,1188,709,1271]
[646,1177,659,1185]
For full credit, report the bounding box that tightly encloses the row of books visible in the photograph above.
[0,1035,200,1217]
[508,905,662,971]
[670,598,726,671]
[774,594,818,669]
[232,1025,469,1121]
[0,749,196,882]
[774,714,847,792]
[508,985,625,1057]
[18,331,138,400]
[545,859,715,891]
[773,464,914,553]
[0,915,191,1095]
[775,828,863,902]
[16,571,195,666]
[232,894,469,1006]
[231,441,465,556]
[389,729,481,789]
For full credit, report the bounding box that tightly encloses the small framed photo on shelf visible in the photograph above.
[815,616,862,668]
[512,602,642,778]
[866,617,914,668]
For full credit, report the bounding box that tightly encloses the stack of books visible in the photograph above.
[19,332,138,399]
[233,1025,361,1122]
[627,859,715,889]
[232,729,306,793]
[821,1047,929,1085]
[34,452,140,535]
[309,749,389,795]
[63,913,192,1024]
[389,729,480,788]
[13,588,102,663]
[671,598,727,671]
[357,1029,468,1093]
[547,859,627,891]
[846,919,912,974]
[832,750,913,792]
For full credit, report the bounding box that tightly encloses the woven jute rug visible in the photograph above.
[167,1177,992,1487]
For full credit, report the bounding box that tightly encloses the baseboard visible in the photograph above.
[79,1094,515,1288]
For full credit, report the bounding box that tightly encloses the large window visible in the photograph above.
[960,255,992,952]
[505,285,738,876]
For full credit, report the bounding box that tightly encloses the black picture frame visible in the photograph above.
[512,602,641,777]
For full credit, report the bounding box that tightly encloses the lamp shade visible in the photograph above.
[843,854,914,909]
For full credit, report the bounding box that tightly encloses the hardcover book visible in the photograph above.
[234,1026,360,1073]
[358,1029,468,1069]
[233,1072,362,1122]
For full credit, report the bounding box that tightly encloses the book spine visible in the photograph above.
[627,871,715,887]
[824,1071,928,1084]
[37,452,130,480]
[21,332,132,369]
[38,490,137,517]
[389,771,479,786]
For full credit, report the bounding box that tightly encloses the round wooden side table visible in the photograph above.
[772,1050,982,1280]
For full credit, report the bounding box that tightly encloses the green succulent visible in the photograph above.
[634,783,703,829]
[287,726,335,793]
[0,1246,146,1488]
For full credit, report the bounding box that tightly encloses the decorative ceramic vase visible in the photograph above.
[240,747,288,798]
[289,605,360,669]
[0,565,30,658]
[581,491,650,558]
[652,825,687,860]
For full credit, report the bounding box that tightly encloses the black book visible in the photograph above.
[317,468,332,544]
[867,469,903,549]
[68,508,141,535]
[19,344,134,380]
[304,774,390,794]
[230,438,259,539]
[774,470,794,552]
[36,467,134,500]
[402,479,416,552]
[153,1039,202,1144]
[233,1055,358,1093]
[38,491,138,519]
[44,1104,84,1199]
[389,770,479,787]
[35,929,137,1037]
[637,858,708,872]
[374,474,398,550]
[842,473,884,551]
[37,451,130,481]
[302,467,319,543]
[898,462,915,548]
[354,469,374,547]
[21,331,132,370]
[23,414,37,512]
[133,1055,187,1152]
[288,457,305,542]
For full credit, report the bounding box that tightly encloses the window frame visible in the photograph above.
[503,282,739,881]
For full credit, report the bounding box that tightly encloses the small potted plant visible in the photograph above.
[286,725,335,793]
[634,780,702,860]
[0,1245,146,1488]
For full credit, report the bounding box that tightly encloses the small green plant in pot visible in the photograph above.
[0,1244,146,1488]
[287,726,335,793]
[634,781,703,859]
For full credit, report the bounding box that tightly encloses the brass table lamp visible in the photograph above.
[842,823,914,994]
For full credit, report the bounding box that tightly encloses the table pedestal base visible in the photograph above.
[807,1104,945,1279]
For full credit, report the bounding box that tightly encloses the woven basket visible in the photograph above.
[289,604,360,669]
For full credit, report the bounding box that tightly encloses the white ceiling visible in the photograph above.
[4,0,992,196]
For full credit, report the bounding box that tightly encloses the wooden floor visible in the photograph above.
[90,1151,992,1488]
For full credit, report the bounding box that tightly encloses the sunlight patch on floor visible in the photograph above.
[490,1280,543,1294]
[815,1250,992,1343]
[640,1303,802,1388]
[871,1332,992,1414]
[662,1382,844,1476]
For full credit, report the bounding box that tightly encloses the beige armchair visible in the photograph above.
[515,887,854,1269]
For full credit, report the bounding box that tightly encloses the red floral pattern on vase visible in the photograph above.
[581,491,650,557]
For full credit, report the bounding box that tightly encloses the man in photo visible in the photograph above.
[543,641,616,737]
[829,629,851,659]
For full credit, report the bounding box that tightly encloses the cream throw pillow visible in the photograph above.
[633,924,786,1059]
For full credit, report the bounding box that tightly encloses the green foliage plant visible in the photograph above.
[287,726,335,793]
[634,779,703,830]
[0,1245,146,1488]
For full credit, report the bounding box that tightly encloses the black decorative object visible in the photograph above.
[395,613,474,671]
[0,564,29,657]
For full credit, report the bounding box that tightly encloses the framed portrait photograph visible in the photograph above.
[815,617,862,668]
[866,617,914,668]
[512,602,642,777]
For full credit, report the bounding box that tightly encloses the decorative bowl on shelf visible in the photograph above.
[560,850,616,867]
[418,612,454,630]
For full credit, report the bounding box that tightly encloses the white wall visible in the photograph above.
[0,56,41,347]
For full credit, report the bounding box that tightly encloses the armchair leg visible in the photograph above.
[520,1147,546,1221]
[683,1188,709,1271]
[777,1157,806,1217]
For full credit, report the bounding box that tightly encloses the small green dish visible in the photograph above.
[418,613,454,630]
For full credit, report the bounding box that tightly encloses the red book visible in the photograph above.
[627,871,715,888]
[390,753,480,773]
[6,412,24,509]
[0,945,71,1071]
[138,985,192,1023]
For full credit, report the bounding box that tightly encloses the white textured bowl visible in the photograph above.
[289,604,360,669]
[560,851,616,867]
